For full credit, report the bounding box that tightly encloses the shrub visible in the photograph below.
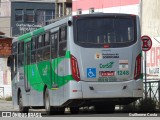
[138,98,156,112]
[122,103,138,112]
[5,96,12,101]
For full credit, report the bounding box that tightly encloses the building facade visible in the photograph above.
[55,0,72,18]
[0,0,73,37]
[0,0,56,37]
[0,0,11,16]
[11,1,55,37]
[72,0,140,15]
[0,32,12,98]
[0,0,11,37]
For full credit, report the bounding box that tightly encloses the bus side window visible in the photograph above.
[43,32,50,60]
[31,37,36,63]
[18,42,24,67]
[51,32,58,58]
[37,35,44,62]
[26,42,31,65]
[10,54,17,80]
[59,26,67,57]
[45,32,50,46]
[38,35,43,48]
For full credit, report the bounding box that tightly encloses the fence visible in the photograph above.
[143,80,160,110]
[118,80,160,111]
[0,87,4,98]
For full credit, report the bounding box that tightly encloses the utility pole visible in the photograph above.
[144,51,147,98]
[141,35,152,99]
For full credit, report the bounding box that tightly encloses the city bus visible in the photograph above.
[8,13,143,114]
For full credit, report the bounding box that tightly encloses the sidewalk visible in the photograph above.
[0,99,15,111]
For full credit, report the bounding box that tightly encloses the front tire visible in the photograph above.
[18,92,29,113]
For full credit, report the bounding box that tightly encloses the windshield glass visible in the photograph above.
[74,16,137,48]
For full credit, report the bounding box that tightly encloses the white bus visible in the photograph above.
[8,13,143,114]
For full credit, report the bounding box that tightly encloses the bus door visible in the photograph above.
[24,41,31,92]
[11,54,18,106]
[51,28,59,88]
[51,26,67,90]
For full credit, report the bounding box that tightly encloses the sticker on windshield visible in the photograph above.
[87,68,96,78]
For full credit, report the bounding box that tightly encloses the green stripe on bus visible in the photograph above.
[25,50,73,92]
[18,27,44,41]
[18,33,32,41]
[33,28,45,36]
[24,37,31,42]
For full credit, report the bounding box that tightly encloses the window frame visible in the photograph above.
[18,41,24,67]
[73,16,137,48]
[36,9,55,25]
[59,25,67,57]
[51,32,58,59]
[26,9,35,22]
[31,37,37,63]
[15,9,24,22]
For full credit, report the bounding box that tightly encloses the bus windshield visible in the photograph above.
[74,16,137,48]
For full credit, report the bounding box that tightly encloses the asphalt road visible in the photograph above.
[0,99,160,119]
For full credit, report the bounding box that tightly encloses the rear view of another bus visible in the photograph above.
[68,13,143,113]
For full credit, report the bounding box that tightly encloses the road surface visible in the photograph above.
[0,99,160,119]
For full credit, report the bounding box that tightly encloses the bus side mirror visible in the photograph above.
[7,56,12,67]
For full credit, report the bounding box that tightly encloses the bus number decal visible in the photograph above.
[117,70,129,75]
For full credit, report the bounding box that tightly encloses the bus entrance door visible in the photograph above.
[24,41,31,92]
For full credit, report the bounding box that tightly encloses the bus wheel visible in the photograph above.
[18,92,29,113]
[70,107,79,114]
[95,104,115,113]
[56,107,65,115]
[44,88,54,115]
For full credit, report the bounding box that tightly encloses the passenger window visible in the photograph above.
[51,32,58,58]
[26,42,31,65]
[43,47,50,60]
[31,37,36,50]
[18,42,24,54]
[45,32,50,46]
[18,55,24,66]
[38,35,43,48]
[18,42,24,67]
[37,49,43,62]
[42,32,51,60]
[59,26,67,57]
[31,51,36,63]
